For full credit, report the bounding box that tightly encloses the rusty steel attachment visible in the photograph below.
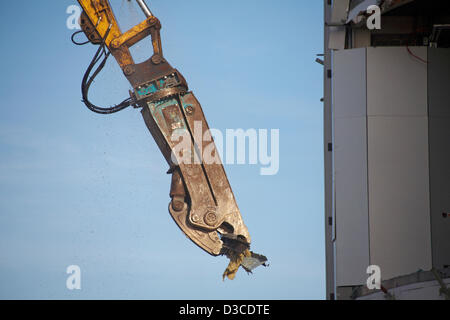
[74,0,267,278]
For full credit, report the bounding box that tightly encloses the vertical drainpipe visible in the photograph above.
[324,0,335,300]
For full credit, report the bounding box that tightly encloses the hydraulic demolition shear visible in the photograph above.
[72,0,267,279]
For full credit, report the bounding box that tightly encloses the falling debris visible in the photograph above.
[241,252,269,273]
[223,249,251,280]
[221,234,268,280]
[223,250,268,280]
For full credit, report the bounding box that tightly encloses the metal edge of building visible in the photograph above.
[324,0,335,300]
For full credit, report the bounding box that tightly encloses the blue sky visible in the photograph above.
[0,0,324,299]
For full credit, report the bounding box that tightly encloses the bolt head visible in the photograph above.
[151,54,163,65]
[172,200,184,212]
[124,65,135,76]
[185,105,194,115]
[111,39,120,48]
[204,212,217,226]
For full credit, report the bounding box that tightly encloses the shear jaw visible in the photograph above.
[168,198,251,257]
[169,195,267,280]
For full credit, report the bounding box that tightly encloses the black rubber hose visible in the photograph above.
[80,26,133,115]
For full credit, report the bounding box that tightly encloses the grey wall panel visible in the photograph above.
[428,48,450,269]
[335,118,370,286]
[428,49,450,117]
[367,117,432,280]
[429,117,450,269]
[334,48,367,118]
[367,47,428,117]
[333,48,370,286]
